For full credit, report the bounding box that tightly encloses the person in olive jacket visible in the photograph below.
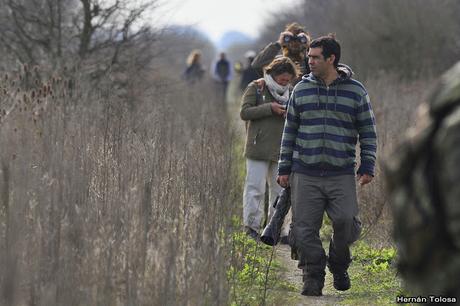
[240,57,299,239]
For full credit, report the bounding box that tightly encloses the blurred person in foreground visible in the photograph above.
[240,57,299,240]
[386,62,460,303]
[252,22,311,84]
[183,49,205,84]
[277,35,377,296]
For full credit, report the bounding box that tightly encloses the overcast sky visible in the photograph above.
[154,0,300,42]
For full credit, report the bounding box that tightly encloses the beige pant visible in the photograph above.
[243,158,291,235]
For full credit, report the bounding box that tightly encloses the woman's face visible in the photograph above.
[273,72,293,86]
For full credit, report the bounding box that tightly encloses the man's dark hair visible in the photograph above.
[309,34,341,67]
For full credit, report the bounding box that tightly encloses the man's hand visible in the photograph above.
[277,175,289,188]
[271,103,286,116]
[357,173,373,186]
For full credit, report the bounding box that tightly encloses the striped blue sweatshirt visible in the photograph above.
[278,66,377,177]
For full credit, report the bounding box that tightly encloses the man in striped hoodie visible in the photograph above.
[277,35,377,296]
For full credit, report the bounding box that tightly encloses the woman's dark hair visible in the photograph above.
[309,34,341,67]
[264,56,299,77]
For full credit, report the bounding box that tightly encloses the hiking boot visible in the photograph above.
[332,271,351,291]
[301,269,325,296]
[301,278,323,296]
[327,239,351,291]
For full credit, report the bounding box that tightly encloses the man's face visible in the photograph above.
[308,47,333,78]
[285,38,302,54]
[287,42,302,54]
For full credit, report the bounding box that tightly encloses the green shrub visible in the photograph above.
[227,230,295,306]
[341,241,402,305]
[353,241,396,273]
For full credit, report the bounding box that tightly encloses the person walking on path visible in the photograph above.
[240,57,299,240]
[250,22,311,248]
[183,49,205,84]
[240,50,259,91]
[277,35,377,296]
[252,22,311,84]
[213,52,232,102]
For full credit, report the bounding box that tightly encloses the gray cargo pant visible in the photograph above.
[290,172,362,276]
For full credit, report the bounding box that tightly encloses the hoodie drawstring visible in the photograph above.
[334,85,338,111]
[316,86,320,108]
[316,81,338,110]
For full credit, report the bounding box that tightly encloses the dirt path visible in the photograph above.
[275,244,349,306]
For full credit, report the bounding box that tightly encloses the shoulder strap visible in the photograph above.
[254,81,266,106]
[245,85,264,131]
[255,87,261,106]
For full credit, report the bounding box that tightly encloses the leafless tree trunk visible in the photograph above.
[0,0,159,75]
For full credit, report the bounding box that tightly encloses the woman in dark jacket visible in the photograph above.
[183,49,205,84]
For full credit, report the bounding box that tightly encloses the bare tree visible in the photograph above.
[0,0,159,73]
[257,0,460,78]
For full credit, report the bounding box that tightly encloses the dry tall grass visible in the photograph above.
[357,74,435,243]
[0,66,239,306]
